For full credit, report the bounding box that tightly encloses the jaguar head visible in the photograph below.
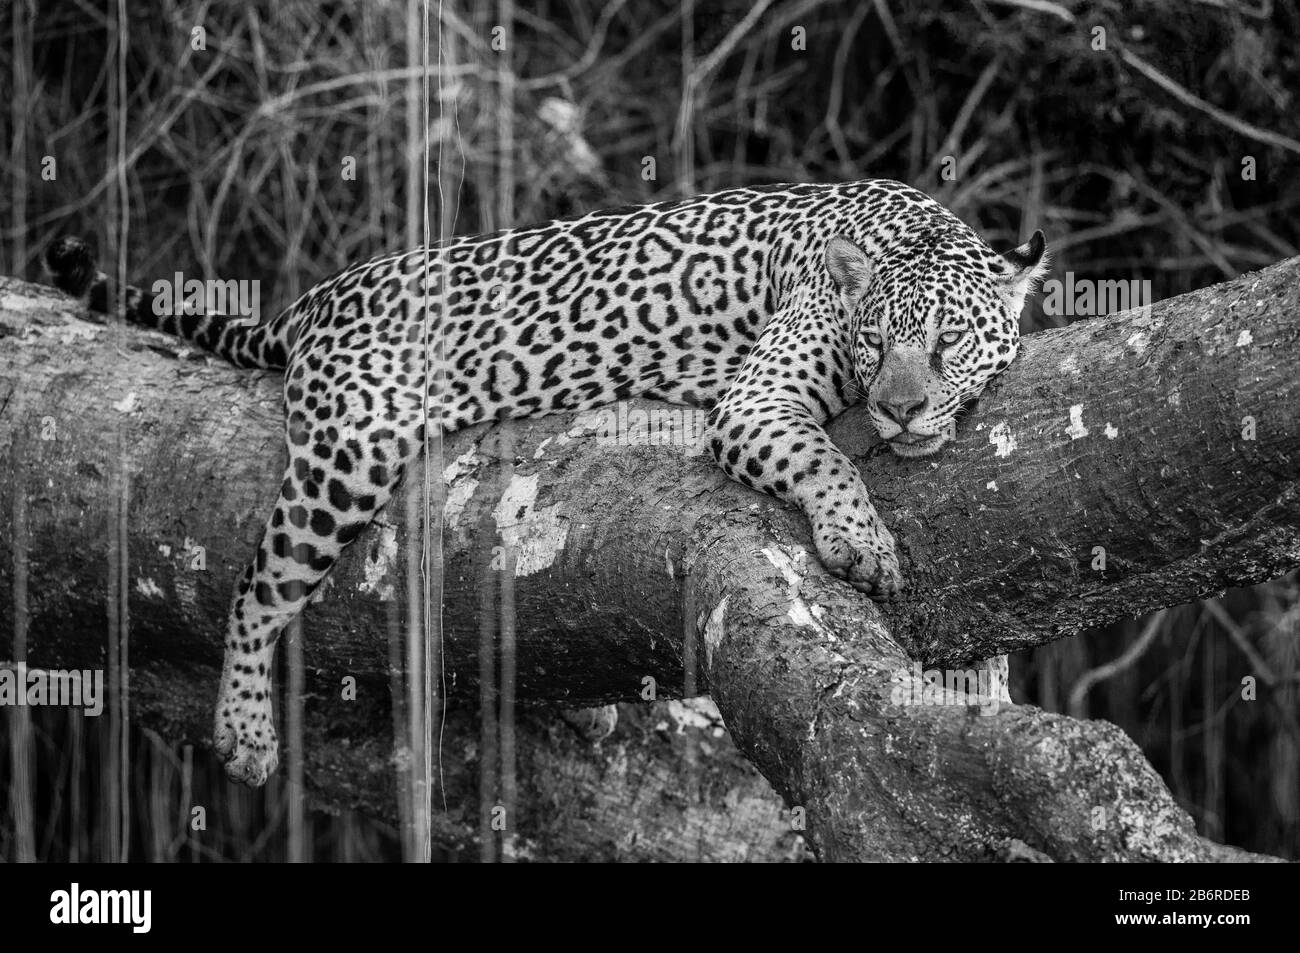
[826,227,1048,458]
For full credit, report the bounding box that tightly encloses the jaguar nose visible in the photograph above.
[878,396,928,426]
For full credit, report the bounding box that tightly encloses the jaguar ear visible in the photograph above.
[825,235,874,310]
[996,229,1050,305]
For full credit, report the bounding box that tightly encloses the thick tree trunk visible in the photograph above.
[1,256,1296,860]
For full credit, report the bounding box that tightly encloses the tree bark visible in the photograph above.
[1,256,1296,861]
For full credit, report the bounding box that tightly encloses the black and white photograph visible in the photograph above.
[0,0,1297,906]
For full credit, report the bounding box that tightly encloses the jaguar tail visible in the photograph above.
[43,236,296,371]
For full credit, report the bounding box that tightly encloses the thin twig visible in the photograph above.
[1120,47,1300,157]
[1069,610,1167,718]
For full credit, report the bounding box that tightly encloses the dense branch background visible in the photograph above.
[1,0,1297,860]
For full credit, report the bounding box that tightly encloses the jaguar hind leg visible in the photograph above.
[214,419,419,785]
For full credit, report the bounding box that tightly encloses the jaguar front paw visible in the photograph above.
[814,522,904,599]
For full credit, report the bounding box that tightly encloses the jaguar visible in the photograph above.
[46,179,1047,785]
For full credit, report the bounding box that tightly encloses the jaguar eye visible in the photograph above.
[865,331,884,348]
[938,329,965,346]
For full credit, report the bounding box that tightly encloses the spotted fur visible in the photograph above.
[46,180,1047,786]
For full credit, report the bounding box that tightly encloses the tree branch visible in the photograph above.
[1,256,1294,860]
